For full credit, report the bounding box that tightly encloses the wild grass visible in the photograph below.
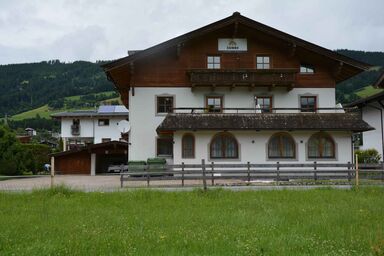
[0,187,383,255]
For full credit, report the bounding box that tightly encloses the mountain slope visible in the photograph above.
[0,60,114,117]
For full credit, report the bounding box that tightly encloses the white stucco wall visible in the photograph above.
[128,87,338,162]
[360,103,384,159]
[60,116,129,144]
[173,131,353,164]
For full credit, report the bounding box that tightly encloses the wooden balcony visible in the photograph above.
[187,68,297,90]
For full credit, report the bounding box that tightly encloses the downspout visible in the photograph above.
[367,102,384,160]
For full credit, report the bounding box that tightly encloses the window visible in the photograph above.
[71,119,80,136]
[308,133,335,159]
[206,96,223,113]
[98,119,110,126]
[256,56,270,69]
[157,137,173,157]
[207,56,220,69]
[268,133,295,159]
[102,138,111,143]
[210,133,238,159]
[300,64,315,74]
[156,96,174,114]
[300,96,317,112]
[182,133,195,158]
[255,96,272,113]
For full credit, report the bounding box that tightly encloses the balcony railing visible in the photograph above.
[171,107,356,114]
[71,125,80,136]
[187,68,297,87]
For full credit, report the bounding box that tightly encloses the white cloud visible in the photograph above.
[0,0,383,64]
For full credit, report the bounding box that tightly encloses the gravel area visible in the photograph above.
[0,175,356,192]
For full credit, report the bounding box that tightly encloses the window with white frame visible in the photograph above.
[207,56,221,69]
[256,56,270,69]
[300,64,315,74]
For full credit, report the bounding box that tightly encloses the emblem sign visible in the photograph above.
[218,38,247,52]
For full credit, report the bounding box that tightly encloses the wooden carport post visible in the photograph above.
[50,156,55,188]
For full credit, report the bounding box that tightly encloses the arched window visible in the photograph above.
[308,133,335,159]
[210,133,238,159]
[268,133,295,159]
[182,133,195,158]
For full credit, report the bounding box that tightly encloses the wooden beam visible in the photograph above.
[286,83,294,91]
[230,84,236,91]
[233,21,239,38]
[176,43,182,58]
[333,61,344,78]
[268,84,276,91]
[248,83,255,91]
[211,84,216,92]
[289,43,296,57]
[129,62,134,87]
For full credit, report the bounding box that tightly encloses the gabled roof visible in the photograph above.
[102,12,371,81]
[51,105,129,119]
[157,113,373,133]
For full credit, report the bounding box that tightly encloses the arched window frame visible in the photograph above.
[268,132,296,159]
[210,132,239,159]
[307,132,336,159]
[182,133,195,159]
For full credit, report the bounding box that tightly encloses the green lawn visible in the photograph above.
[0,187,383,255]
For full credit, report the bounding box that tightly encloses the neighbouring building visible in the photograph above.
[52,105,129,151]
[102,12,373,165]
[347,72,384,159]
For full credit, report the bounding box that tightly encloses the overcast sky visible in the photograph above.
[0,0,383,65]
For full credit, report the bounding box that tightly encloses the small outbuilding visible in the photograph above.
[51,141,128,175]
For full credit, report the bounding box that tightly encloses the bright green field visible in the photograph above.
[0,187,383,255]
[355,85,383,98]
[10,91,118,121]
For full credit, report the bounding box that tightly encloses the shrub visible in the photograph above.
[355,148,381,164]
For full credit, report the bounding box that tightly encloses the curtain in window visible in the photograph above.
[268,133,295,158]
[308,133,335,158]
[210,133,238,158]
[182,134,194,158]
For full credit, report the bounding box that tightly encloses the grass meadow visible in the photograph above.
[0,187,383,255]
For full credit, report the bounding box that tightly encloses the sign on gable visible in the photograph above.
[218,38,247,52]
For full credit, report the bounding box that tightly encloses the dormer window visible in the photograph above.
[300,64,315,74]
[207,56,220,69]
[256,56,270,69]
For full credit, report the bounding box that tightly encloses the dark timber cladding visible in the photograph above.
[102,12,371,106]
[156,113,374,133]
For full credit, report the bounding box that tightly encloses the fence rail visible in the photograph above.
[119,161,384,189]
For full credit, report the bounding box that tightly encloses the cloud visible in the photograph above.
[0,0,383,64]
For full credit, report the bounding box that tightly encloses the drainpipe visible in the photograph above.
[367,102,384,160]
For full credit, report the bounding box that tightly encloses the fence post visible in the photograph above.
[314,161,317,182]
[146,166,150,187]
[211,162,215,186]
[120,173,123,188]
[276,161,280,186]
[247,161,251,185]
[347,161,351,182]
[381,161,384,182]
[50,156,55,189]
[181,162,185,187]
[355,154,359,188]
[202,159,207,191]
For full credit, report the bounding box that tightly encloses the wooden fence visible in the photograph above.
[120,160,384,189]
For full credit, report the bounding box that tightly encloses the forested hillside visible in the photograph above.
[335,50,384,104]
[0,60,114,117]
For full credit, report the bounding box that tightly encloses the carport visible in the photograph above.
[51,141,128,175]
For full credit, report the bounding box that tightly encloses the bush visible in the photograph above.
[355,149,381,164]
